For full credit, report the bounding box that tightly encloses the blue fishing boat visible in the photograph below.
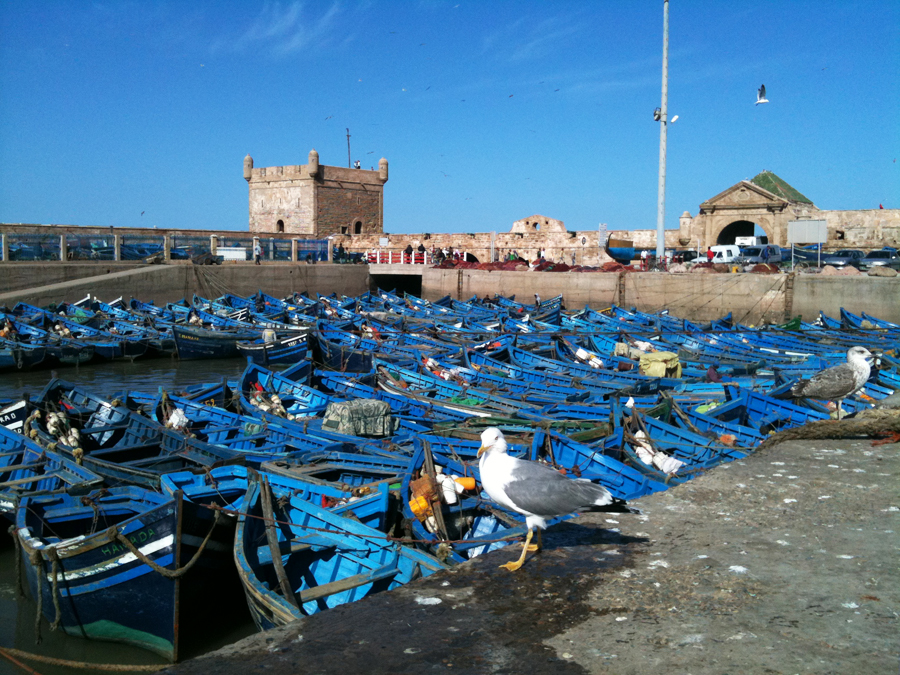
[16,487,184,660]
[0,425,103,520]
[234,472,447,630]
[236,332,309,366]
[172,324,259,360]
[0,338,46,371]
[401,440,533,564]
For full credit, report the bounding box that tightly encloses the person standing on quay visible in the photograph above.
[253,239,262,265]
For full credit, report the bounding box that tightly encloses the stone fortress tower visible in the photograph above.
[245,150,388,236]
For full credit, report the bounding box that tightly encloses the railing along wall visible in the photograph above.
[0,224,329,264]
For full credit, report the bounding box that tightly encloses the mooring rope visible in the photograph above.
[0,647,164,672]
[29,550,44,644]
[107,509,221,579]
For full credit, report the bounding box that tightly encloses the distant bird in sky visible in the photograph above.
[756,84,769,105]
[141,211,144,216]
[324,115,333,120]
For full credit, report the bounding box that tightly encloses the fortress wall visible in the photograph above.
[0,264,369,307]
[820,210,900,249]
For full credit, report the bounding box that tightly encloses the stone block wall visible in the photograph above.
[332,229,634,266]
[247,155,387,236]
[248,178,316,234]
[821,210,900,249]
[316,185,381,238]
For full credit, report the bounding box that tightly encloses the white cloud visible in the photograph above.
[211,1,342,57]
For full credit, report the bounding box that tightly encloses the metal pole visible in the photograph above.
[655,0,669,260]
[346,128,351,168]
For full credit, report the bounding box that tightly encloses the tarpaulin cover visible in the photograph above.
[322,399,396,437]
[639,351,682,378]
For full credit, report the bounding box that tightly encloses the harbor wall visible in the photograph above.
[0,264,369,307]
[0,264,896,326]
[0,263,147,294]
[420,269,900,324]
[420,268,792,325]
[420,268,620,309]
[792,276,900,323]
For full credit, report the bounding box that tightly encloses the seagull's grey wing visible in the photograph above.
[502,461,612,518]
[759,84,766,98]
[791,363,859,399]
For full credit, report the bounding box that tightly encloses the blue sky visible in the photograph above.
[1,1,897,234]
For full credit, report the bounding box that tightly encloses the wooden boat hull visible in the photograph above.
[234,474,447,631]
[17,487,182,660]
[173,325,257,360]
[236,333,308,366]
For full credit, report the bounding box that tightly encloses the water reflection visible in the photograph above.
[0,357,249,402]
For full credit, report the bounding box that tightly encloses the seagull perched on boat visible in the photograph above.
[756,84,769,105]
[477,427,620,572]
[789,346,873,419]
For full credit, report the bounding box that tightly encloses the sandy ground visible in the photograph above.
[166,438,899,675]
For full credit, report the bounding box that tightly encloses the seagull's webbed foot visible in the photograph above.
[525,528,543,552]
[500,528,534,572]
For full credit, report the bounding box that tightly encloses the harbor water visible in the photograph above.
[0,357,259,675]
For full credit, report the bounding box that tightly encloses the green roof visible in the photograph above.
[750,171,813,204]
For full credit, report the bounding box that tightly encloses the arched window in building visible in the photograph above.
[354,220,363,234]
[276,220,285,233]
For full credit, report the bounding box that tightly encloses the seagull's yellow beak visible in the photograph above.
[477,444,488,458]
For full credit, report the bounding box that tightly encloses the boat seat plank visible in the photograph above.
[298,564,400,604]
[81,423,129,435]
[0,460,47,475]
[1,469,59,487]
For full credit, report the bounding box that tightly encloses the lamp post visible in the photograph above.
[655,0,669,261]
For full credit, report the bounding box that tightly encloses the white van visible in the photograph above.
[709,245,741,263]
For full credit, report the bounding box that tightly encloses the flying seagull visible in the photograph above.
[756,84,769,105]
[789,346,873,419]
[477,427,621,571]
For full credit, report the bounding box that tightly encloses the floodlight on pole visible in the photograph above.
[655,0,669,261]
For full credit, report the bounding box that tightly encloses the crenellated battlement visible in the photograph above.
[246,150,388,236]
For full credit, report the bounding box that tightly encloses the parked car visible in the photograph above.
[191,251,224,265]
[858,249,900,271]
[821,249,865,268]
[735,244,783,265]
[672,250,700,263]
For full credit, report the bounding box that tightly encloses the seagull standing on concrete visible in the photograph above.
[790,346,873,419]
[756,84,769,105]
[477,427,616,571]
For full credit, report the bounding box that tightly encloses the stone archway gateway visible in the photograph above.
[680,171,819,249]
[716,220,756,245]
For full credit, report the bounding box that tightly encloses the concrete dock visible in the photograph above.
[165,437,899,675]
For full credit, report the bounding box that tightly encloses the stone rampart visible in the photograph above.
[0,264,369,307]
[334,230,624,267]
[1,258,897,327]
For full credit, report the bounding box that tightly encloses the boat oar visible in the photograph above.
[258,473,299,608]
